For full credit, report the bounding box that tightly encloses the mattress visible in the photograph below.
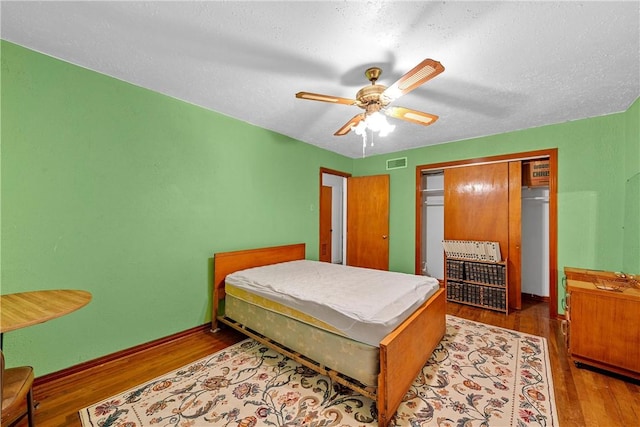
[225,259,440,346]
[225,294,380,387]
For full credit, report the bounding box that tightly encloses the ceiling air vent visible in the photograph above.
[386,157,408,170]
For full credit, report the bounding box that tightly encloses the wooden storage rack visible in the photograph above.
[445,257,509,313]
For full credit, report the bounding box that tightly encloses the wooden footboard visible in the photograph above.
[377,287,446,426]
[212,243,446,427]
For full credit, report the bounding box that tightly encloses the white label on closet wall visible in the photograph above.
[386,157,407,170]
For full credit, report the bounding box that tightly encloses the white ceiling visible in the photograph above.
[2,1,639,158]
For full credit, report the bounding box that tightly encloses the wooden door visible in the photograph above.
[444,162,522,310]
[347,175,390,270]
[319,185,332,263]
[508,161,522,309]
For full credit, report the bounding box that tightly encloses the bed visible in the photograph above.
[212,243,446,426]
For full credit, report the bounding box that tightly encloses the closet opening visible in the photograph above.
[421,170,445,281]
[415,149,558,318]
[521,159,550,301]
[320,168,349,265]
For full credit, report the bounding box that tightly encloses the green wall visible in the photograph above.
[1,41,352,375]
[353,98,639,313]
[623,98,640,274]
[2,40,638,376]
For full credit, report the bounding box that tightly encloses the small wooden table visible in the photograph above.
[0,290,92,338]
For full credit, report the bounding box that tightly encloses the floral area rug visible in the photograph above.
[79,315,558,426]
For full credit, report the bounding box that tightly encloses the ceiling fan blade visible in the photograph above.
[334,114,365,136]
[296,92,357,105]
[382,59,444,102]
[385,106,439,126]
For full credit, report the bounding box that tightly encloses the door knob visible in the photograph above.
[382,235,388,239]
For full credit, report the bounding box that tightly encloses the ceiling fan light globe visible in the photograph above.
[355,112,396,137]
[379,124,396,137]
[353,120,368,136]
[365,111,385,131]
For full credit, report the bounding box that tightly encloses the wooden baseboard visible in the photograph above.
[522,293,550,303]
[34,323,210,387]
[520,293,565,319]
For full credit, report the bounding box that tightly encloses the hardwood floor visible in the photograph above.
[19,300,640,426]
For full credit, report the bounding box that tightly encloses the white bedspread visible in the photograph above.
[225,260,440,346]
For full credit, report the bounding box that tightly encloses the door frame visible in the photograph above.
[415,148,558,318]
[319,185,333,263]
[319,167,351,264]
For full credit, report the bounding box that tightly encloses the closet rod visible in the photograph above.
[522,197,549,201]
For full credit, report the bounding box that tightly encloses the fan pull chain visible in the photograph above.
[361,131,367,158]
[360,129,377,157]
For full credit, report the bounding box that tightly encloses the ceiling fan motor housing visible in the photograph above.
[356,66,389,112]
[356,84,388,112]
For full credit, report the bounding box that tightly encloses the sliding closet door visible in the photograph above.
[444,162,522,310]
[444,163,509,244]
[507,161,522,309]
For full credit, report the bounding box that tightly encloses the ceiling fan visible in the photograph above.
[296,58,444,137]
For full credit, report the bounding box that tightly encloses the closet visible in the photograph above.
[421,171,445,279]
[419,151,556,314]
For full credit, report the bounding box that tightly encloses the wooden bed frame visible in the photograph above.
[212,243,446,427]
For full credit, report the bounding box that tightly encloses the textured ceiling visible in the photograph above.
[2,1,639,158]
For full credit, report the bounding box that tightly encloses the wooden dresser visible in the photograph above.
[564,267,640,380]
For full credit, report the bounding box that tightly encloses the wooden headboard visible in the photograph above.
[212,243,305,328]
